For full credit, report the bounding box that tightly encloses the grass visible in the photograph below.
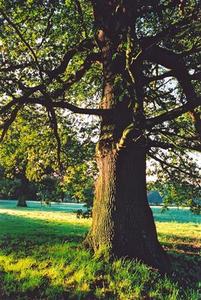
[0,203,200,299]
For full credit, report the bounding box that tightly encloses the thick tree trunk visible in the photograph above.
[85,0,170,273]
[85,137,169,273]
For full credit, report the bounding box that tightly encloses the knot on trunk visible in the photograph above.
[116,124,145,151]
[116,123,134,151]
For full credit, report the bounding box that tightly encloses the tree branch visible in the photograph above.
[51,52,101,99]
[0,62,33,72]
[46,39,96,80]
[190,71,201,81]
[18,52,100,98]
[146,97,201,128]
[74,0,88,38]
[144,70,174,84]
[46,104,62,172]
[140,10,200,52]
[0,9,44,81]
[145,45,197,98]
[0,104,23,141]
[189,110,201,139]
[144,45,201,127]
[148,139,173,150]
[149,152,200,178]
[148,138,201,152]
[7,90,100,125]
[0,99,19,115]
[21,97,113,117]
[37,7,55,48]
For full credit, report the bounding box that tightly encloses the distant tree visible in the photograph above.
[0,107,96,206]
[0,177,20,200]
[147,191,163,206]
[148,151,201,210]
[153,180,200,209]
[0,1,200,272]
[63,162,95,205]
[0,111,38,206]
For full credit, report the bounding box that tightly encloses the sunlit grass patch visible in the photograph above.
[157,221,200,256]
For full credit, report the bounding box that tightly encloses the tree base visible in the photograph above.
[83,233,171,274]
[17,200,27,207]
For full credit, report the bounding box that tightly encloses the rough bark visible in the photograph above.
[85,131,169,273]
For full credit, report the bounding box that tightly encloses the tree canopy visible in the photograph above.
[0,0,200,176]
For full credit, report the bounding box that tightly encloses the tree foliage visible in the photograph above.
[0,106,96,203]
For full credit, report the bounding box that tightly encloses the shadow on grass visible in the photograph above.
[169,251,201,290]
[0,212,200,299]
[0,212,89,242]
[0,213,94,299]
[159,233,201,290]
[159,232,200,247]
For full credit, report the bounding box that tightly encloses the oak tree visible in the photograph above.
[0,0,200,272]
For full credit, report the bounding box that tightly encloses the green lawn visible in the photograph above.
[0,204,200,299]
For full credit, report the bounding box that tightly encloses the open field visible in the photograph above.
[0,201,200,299]
[0,200,86,212]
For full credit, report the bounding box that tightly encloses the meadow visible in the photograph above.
[0,201,200,300]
